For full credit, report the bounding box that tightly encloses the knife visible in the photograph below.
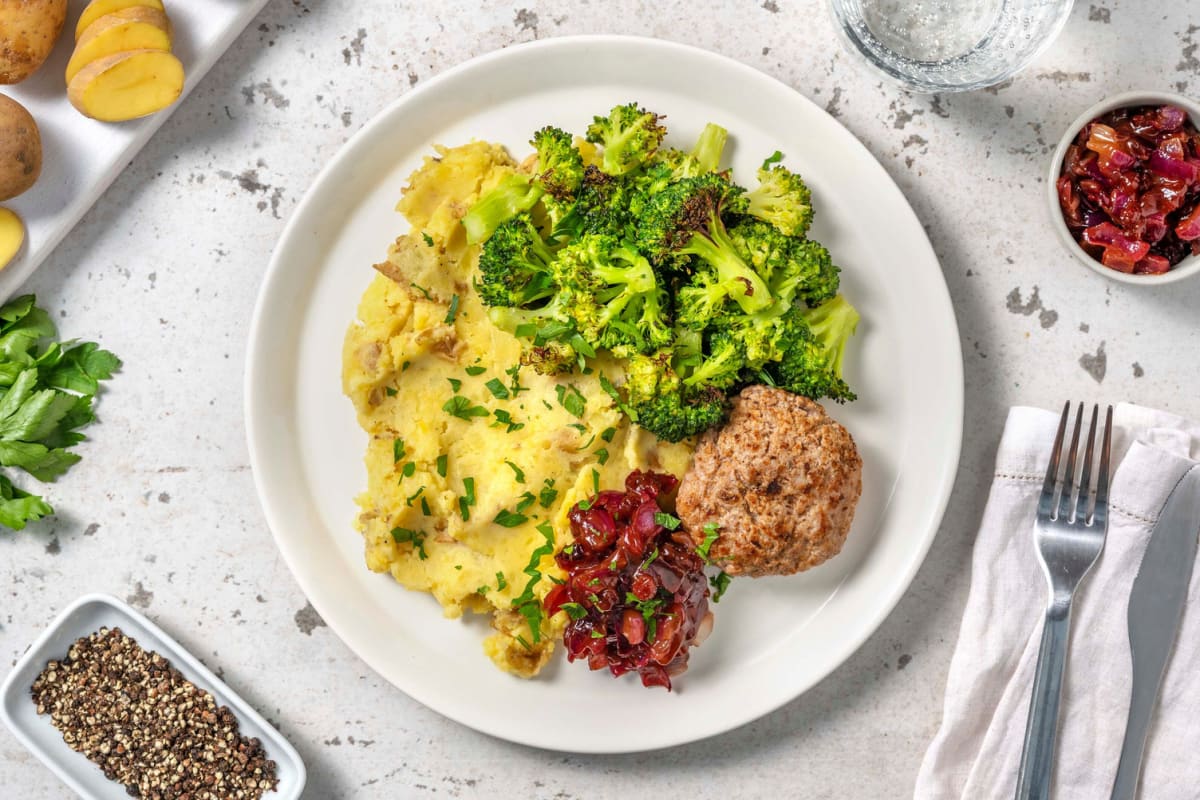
[1109,466,1200,800]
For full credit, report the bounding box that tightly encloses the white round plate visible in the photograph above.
[246,36,963,754]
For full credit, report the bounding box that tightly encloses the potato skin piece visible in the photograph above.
[0,94,42,200]
[0,0,68,84]
[67,49,184,122]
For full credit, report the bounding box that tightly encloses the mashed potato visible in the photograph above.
[342,142,693,677]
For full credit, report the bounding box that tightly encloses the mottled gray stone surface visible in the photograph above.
[3,1,1198,797]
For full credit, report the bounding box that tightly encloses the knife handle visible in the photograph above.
[1016,601,1073,800]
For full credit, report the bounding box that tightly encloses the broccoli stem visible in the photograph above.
[690,123,728,173]
[802,295,859,374]
[462,174,545,244]
[683,222,773,314]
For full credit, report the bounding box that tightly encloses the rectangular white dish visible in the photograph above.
[0,0,272,302]
[0,593,306,799]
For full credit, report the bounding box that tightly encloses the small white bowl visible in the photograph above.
[1047,90,1200,285]
[0,594,306,800]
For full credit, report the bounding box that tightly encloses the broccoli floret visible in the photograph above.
[462,174,545,245]
[616,351,729,442]
[728,219,840,308]
[770,295,859,402]
[681,331,744,390]
[531,126,585,200]
[745,162,813,237]
[520,341,579,376]
[553,234,673,356]
[586,103,667,176]
[690,122,728,174]
[636,174,771,314]
[475,214,556,307]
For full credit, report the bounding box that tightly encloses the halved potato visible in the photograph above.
[66,7,172,84]
[0,207,24,270]
[67,49,183,122]
[74,0,164,41]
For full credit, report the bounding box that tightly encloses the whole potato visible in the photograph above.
[0,94,42,200]
[0,0,68,84]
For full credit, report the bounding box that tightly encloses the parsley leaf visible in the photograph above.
[654,512,680,531]
[555,384,586,418]
[559,602,587,621]
[710,570,732,602]
[696,522,721,562]
[447,378,462,393]
[421,231,435,247]
[442,396,488,420]
[484,378,510,400]
[538,479,558,509]
[511,522,555,643]
[761,150,785,170]
[504,460,525,483]
[410,283,432,300]
[465,365,486,376]
[515,491,537,513]
[459,476,476,521]
[444,294,460,325]
[493,509,528,528]
[390,527,428,559]
[495,571,507,591]
[436,454,448,478]
[594,447,609,465]
[393,438,406,463]
[600,426,617,443]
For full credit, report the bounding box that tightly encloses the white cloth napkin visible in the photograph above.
[915,403,1200,800]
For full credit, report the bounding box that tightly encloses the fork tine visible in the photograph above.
[1075,404,1099,523]
[1038,402,1071,519]
[1058,403,1084,520]
[1092,405,1114,528]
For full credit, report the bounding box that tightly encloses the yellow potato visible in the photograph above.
[0,0,68,84]
[0,94,41,200]
[74,0,163,41]
[66,7,172,84]
[67,49,183,122]
[0,207,24,270]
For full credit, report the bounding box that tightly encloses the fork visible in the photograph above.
[1015,402,1114,800]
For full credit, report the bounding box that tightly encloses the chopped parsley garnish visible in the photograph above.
[762,150,784,169]
[492,409,524,433]
[600,426,617,443]
[515,491,537,513]
[409,283,432,300]
[405,486,425,507]
[454,564,462,570]
[421,231,435,247]
[577,497,593,511]
[401,360,411,372]
[710,570,732,602]
[419,497,431,516]
[578,433,597,450]
[392,438,406,463]
[654,512,680,531]
[696,522,721,562]
[555,384,586,418]
[458,476,476,521]
[435,454,448,478]
[594,448,609,465]
[495,571,507,591]
[476,585,490,595]
[559,602,587,620]
[447,377,462,392]
[505,364,529,396]
[390,527,427,560]
[641,547,660,570]
[590,629,604,639]
[538,479,558,509]
[484,378,510,400]
[504,461,525,483]
[401,461,416,478]
[442,396,488,420]
[385,386,398,397]
[511,522,555,643]
[598,373,634,420]
[444,294,460,324]
[591,468,600,495]
[493,509,528,528]
[624,591,666,642]
[514,634,532,651]
[465,365,487,376]
[569,423,587,433]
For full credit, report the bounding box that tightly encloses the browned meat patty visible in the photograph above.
[676,385,862,577]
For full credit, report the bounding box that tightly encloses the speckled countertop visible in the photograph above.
[4,1,1199,797]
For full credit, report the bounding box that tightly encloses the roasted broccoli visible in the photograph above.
[586,103,667,176]
[619,350,729,442]
[553,234,673,356]
[744,161,814,238]
[462,174,545,245]
[636,174,771,314]
[768,294,860,402]
[728,219,840,308]
[475,214,557,307]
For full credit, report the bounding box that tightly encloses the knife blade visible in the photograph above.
[1109,466,1200,800]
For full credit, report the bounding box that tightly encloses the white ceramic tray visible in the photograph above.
[0,593,306,799]
[0,0,272,302]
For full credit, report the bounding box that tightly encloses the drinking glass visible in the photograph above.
[828,0,1076,93]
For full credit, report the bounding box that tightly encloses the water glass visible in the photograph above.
[828,0,1076,93]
